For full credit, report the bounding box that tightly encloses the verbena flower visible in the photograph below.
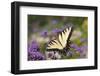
[76,47,82,52]
[70,44,78,49]
[45,51,61,60]
[40,30,48,37]
[28,51,45,60]
[51,19,58,24]
[70,44,87,53]
[76,45,87,53]
[80,45,87,52]
[66,51,73,57]
[28,40,45,61]
[52,28,62,35]
[79,45,87,58]
[28,40,39,52]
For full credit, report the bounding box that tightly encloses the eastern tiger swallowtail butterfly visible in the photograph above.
[46,26,73,54]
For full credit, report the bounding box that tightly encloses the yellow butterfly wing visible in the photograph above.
[58,27,72,48]
[47,27,72,50]
[47,39,63,50]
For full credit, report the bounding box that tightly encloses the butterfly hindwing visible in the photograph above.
[47,39,63,50]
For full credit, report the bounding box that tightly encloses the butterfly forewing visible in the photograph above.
[59,27,72,48]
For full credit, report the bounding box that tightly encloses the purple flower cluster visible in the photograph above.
[52,28,62,35]
[28,41,45,61]
[70,44,78,49]
[40,30,48,37]
[28,51,45,60]
[45,51,61,60]
[66,51,73,57]
[70,44,87,54]
[69,37,88,58]
[28,41,39,52]
[51,19,58,24]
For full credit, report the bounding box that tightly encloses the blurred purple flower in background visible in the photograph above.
[76,47,82,52]
[70,43,87,54]
[45,51,61,60]
[66,51,73,57]
[80,45,87,53]
[40,30,48,37]
[75,45,87,53]
[51,19,58,24]
[70,44,78,49]
[52,28,62,35]
[28,51,45,60]
[79,45,87,58]
[28,40,45,61]
[28,40,39,52]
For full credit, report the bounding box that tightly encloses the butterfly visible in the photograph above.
[46,26,73,55]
